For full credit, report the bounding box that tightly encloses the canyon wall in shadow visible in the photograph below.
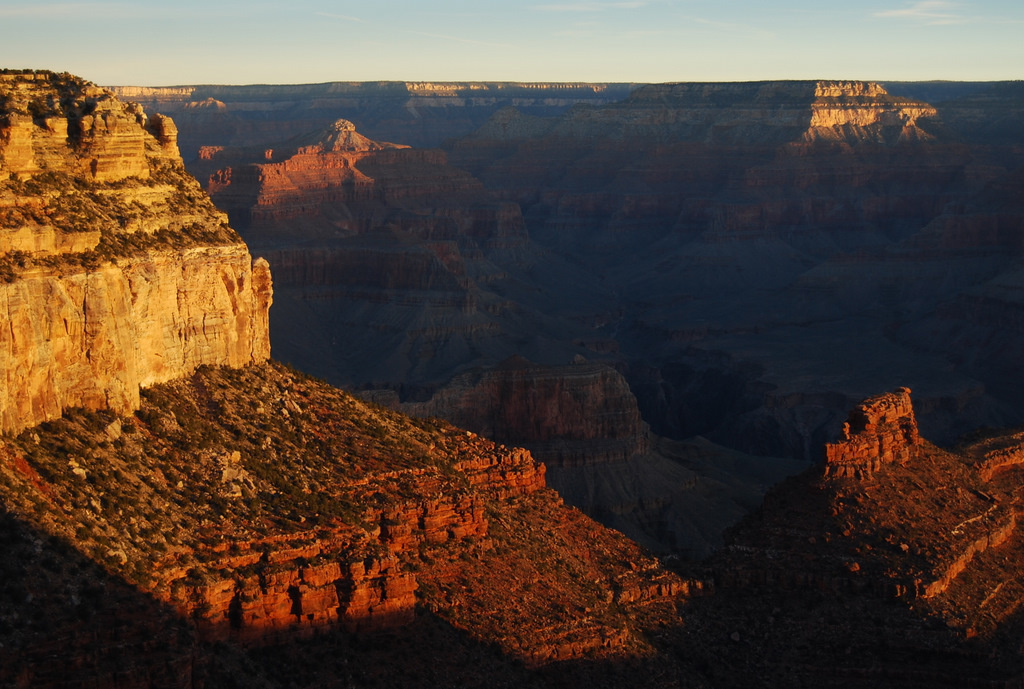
[139,78,1024,555]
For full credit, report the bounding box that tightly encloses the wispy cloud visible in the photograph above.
[874,1,965,25]
[314,12,362,22]
[532,2,647,12]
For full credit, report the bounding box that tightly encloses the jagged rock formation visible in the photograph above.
[0,71,272,434]
[200,118,493,240]
[823,387,920,478]
[1,72,178,180]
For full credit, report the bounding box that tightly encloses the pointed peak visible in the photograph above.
[302,119,406,154]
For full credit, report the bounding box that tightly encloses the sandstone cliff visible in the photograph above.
[479,80,940,146]
[0,71,271,434]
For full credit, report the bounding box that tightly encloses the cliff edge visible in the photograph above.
[0,71,272,433]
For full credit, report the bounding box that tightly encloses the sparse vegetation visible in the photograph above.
[0,76,243,284]
[0,362,492,593]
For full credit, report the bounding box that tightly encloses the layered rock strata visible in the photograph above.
[0,249,271,434]
[0,71,272,434]
[148,77,1024,563]
[528,80,939,145]
[823,387,920,478]
[0,363,692,686]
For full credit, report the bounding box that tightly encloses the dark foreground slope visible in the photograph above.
[682,389,1024,687]
[7,371,1024,686]
[0,361,703,688]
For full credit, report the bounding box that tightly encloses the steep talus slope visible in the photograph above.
[0,71,271,434]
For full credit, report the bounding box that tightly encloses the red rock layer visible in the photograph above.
[0,362,693,686]
[823,387,920,478]
[202,120,497,237]
[170,439,546,643]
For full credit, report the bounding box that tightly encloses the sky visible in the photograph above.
[0,0,1021,86]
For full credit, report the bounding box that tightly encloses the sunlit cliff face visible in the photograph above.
[0,71,271,434]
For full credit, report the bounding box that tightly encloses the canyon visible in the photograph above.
[0,70,695,688]
[155,77,1024,555]
[3,70,1024,687]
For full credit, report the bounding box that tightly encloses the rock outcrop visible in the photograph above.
[0,71,271,434]
[823,387,920,478]
[526,80,938,145]
[0,249,271,434]
[201,120,492,238]
[680,390,1024,686]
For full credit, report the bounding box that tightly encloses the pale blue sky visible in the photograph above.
[0,1,1021,86]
